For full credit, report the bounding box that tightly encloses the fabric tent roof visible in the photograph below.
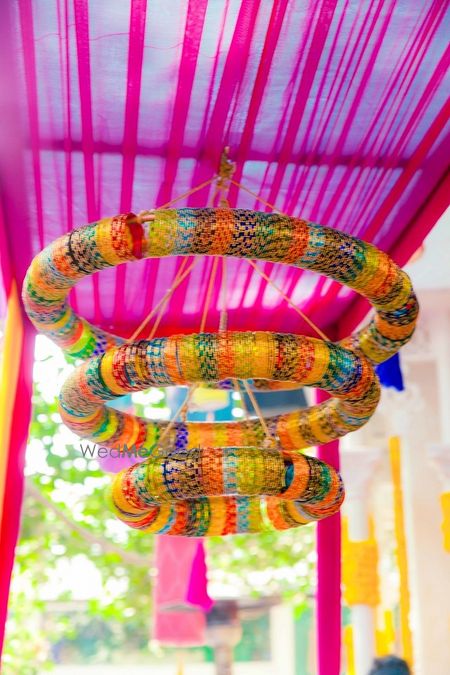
[1,0,449,339]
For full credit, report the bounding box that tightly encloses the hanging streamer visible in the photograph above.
[376,353,404,392]
[389,436,414,665]
[0,282,34,655]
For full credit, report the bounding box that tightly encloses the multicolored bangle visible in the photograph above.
[22,209,418,535]
[22,209,418,365]
[59,331,380,451]
[109,448,344,535]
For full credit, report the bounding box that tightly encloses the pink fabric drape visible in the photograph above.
[152,536,211,646]
[186,541,214,613]
[0,5,37,656]
[315,391,341,675]
[3,0,448,337]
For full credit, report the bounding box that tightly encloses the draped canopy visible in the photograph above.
[1,0,449,340]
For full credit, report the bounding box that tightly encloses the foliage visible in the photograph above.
[3,340,315,669]
[1,590,52,675]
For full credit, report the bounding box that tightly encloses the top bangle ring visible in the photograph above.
[22,208,418,364]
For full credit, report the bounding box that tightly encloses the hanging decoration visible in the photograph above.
[342,517,380,607]
[57,331,380,456]
[440,492,450,553]
[343,625,356,675]
[22,203,418,535]
[108,446,343,535]
[152,536,208,646]
[389,436,414,664]
[23,209,418,365]
[376,353,405,392]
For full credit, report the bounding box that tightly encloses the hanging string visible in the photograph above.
[138,177,216,219]
[201,172,225,330]
[130,175,218,342]
[219,257,228,333]
[127,257,198,342]
[129,161,329,445]
[242,379,275,445]
[207,147,235,331]
[146,262,195,342]
[208,183,222,208]
[233,378,250,423]
[193,148,235,339]
[229,178,289,217]
[216,147,236,207]
[180,386,190,424]
[129,178,217,436]
[211,154,276,445]
[229,177,330,342]
[200,257,220,333]
[246,259,331,342]
[157,384,198,449]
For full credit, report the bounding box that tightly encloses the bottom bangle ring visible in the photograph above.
[108,447,344,536]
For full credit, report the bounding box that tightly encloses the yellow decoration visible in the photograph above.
[190,387,229,411]
[342,517,379,607]
[375,609,395,656]
[176,651,185,675]
[389,436,414,665]
[440,491,450,553]
[343,625,355,675]
[0,281,24,526]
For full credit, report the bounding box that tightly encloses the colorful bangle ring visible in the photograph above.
[23,209,418,366]
[22,209,418,535]
[108,448,344,536]
[59,331,380,451]
[23,209,415,449]
[58,330,369,534]
[60,332,364,536]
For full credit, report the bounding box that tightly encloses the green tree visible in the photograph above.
[3,342,314,671]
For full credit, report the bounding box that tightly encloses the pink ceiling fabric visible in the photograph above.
[1,0,448,341]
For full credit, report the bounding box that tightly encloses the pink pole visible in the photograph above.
[315,391,341,674]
